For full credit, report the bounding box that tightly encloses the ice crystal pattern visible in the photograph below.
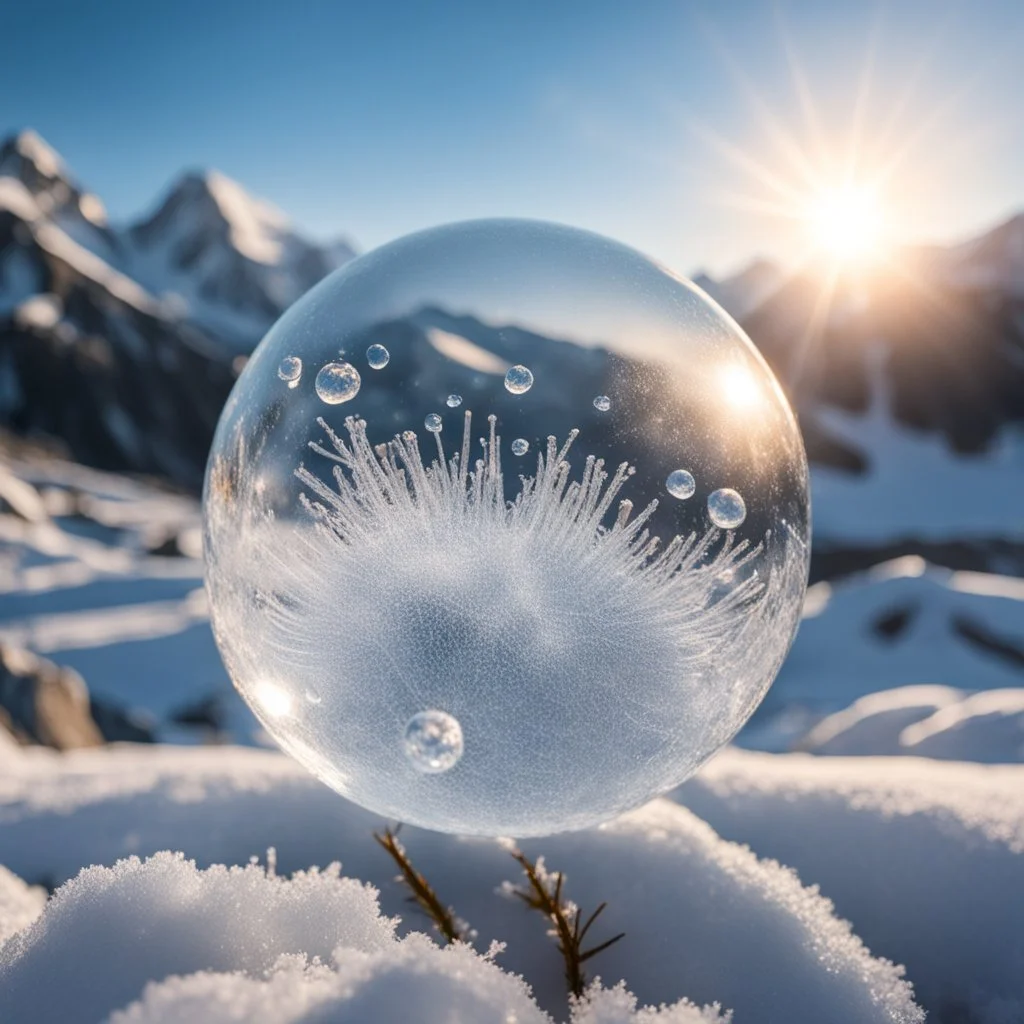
[260,409,792,835]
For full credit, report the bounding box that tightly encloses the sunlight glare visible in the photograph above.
[720,364,762,411]
[806,184,884,264]
[255,681,293,718]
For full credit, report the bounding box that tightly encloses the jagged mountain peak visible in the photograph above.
[0,129,68,183]
[149,169,293,265]
[0,129,108,228]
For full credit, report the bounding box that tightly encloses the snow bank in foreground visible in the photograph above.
[796,685,1024,761]
[0,864,45,945]
[110,937,726,1024]
[0,746,920,1024]
[673,749,1024,1024]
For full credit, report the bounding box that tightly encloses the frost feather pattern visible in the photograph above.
[296,411,766,658]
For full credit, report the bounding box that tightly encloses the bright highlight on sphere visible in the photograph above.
[806,184,883,263]
[203,219,810,837]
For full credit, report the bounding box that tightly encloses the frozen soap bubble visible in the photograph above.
[204,218,810,837]
[314,361,360,404]
[708,487,747,529]
[666,469,696,500]
[504,364,534,395]
[404,710,464,773]
[366,344,390,369]
[277,356,302,386]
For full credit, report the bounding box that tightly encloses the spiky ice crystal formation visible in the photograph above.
[295,411,766,660]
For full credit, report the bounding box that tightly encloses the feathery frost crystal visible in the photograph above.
[204,219,810,836]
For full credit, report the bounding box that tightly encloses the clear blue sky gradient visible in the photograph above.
[4,0,1023,275]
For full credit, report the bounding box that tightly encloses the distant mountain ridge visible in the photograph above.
[1,128,1023,550]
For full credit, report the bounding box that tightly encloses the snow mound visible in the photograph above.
[108,934,551,1024]
[799,685,1024,761]
[0,852,394,1023]
[0,745,921,1024]
[759,557,1024,745]
[0,864,45,945]
[673,748,1024,1023]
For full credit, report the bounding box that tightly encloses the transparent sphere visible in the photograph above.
[203,219,810,837]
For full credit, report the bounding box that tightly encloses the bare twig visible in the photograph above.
[373,826,467,945]
[506,846,625,998]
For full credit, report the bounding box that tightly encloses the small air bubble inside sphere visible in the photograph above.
[277,356,302,383]
[404,710,464,774]
[708,487,747,529]
[666,469,696,500]
[366,344,390,369]
[314,362,360,404]
[203,218,810,837]
[504,364,534,395]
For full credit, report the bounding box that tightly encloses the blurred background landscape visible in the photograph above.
[1,0,1021,757]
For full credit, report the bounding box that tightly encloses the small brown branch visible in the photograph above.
[373,826,467,945]
[507,847,625,998]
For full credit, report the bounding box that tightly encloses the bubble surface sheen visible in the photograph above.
[203,218,810,837]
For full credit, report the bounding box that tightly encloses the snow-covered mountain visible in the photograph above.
[0,130,357,487]
[126,170,356,349]
[0,130,118,261]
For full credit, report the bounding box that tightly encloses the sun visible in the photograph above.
[805,183,885,265]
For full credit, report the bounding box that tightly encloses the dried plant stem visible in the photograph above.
[507,847,625,998]
[373,826,467,945]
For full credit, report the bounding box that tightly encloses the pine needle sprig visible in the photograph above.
[373,826,468,945]
[505,846,625,998]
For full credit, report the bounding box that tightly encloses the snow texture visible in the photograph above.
[0,864,45,946]
[0,743,923,1024]
[673,748,1024,1023]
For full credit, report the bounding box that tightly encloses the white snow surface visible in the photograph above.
[752,557,1024,748]
[672,748,1024,1024]
[0,743,927,1024]
[809,372,1024,546]
[0,865,45,946]
[796,685,1024,761]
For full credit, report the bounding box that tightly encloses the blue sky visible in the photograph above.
[4,0,1024,275]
